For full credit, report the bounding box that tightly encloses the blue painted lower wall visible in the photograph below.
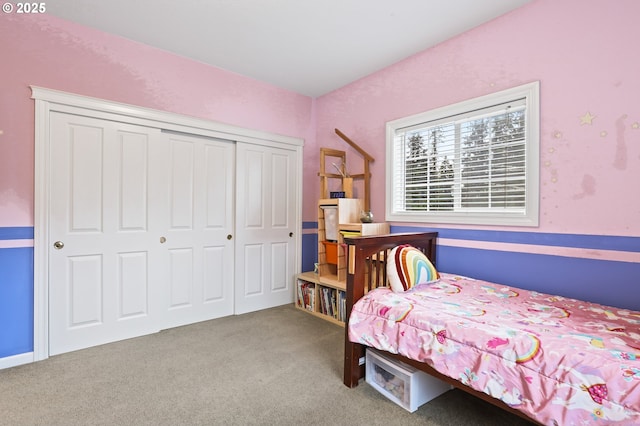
[437,245,640,311]
[302,222,640,312]
[0,247,34,358]
[301,233,318,273]
[2,223,638,362]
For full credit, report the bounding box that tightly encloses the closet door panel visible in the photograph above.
[169,140,195,229]
[49,113,165,356]
[235,143,297,314]
[162,133,235,328]
[203,246,225,301]
[119,132,149,231]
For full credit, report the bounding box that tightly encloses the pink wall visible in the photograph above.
[0,14,314,227]
[312,0,640,236]
[3,1,638,237]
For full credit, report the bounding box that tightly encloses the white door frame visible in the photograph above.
[32,86,303,362]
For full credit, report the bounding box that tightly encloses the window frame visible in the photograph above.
[385,81,540,227]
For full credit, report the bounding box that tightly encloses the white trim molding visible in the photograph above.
[385,81,540,227]
[0,352,34,370]
[31,86,304,148]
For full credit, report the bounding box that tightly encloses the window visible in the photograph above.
[386,82,539,226]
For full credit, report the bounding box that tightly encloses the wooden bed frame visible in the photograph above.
[342,232,539,425]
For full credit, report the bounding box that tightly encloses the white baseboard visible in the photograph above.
[0,352,34,370]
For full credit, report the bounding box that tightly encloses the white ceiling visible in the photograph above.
[46,0,531,98]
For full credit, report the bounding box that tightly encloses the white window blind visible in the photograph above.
[386,82,539,226]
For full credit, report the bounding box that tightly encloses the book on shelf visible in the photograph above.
[297,283,304,308]
[307,285,315,311]
[339,230,361,238]
[331,291,337,319]
[319,287,331,317]
[317,286,340,319]
[321,287,327,316]
[318,287,324,314]
[337,290,346,322]
[297,280,315,311]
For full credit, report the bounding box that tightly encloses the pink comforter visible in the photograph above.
[348,273,640,425]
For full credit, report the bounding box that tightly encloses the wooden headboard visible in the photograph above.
[342,232,438,386]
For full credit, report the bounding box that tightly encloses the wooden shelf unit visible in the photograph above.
[295,271,347,327]
[317,198,360,283]
[317,197,389,285]
[295,197,390,326]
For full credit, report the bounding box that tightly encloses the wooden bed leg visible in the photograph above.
[344,242,366,387]
[344,340,363,387]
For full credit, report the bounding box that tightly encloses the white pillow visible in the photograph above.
[387,244,439,293]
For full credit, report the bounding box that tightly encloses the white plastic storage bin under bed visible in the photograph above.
[366,348,451,412]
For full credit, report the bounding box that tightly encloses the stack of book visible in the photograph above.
[318,287,337,318]
[297,281,315,311]
[339,230,361,239]
[337,290,347,322]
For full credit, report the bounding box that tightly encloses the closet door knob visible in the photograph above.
[53,241,64,250]
[289,232,294,237]
[227,234,233,240]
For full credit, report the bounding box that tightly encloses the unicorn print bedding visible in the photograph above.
[348,272,640,425]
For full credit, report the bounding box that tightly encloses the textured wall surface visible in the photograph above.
[0,13,313,361]
[312,0,640,236]
[305,0,640,311]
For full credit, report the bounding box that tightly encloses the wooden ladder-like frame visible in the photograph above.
[318,129,375,212]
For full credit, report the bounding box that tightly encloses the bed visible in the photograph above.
[343,232,640,425]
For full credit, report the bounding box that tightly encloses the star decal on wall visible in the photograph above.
[580,112,596,125]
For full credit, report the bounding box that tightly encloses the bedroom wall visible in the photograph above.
[307,0,640,310]
[0,14,313,363]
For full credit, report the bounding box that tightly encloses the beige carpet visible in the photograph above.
[0,304,534,425]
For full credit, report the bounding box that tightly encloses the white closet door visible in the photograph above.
[49,112,166,355]
[161,132,235,329]
[234,143,297,314]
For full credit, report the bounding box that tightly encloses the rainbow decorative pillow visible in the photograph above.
[387,244,439,293]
